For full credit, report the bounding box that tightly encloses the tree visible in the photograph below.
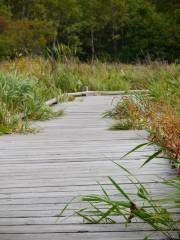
[78,0,109,60]
[0,19,56,59]
[0,0,179,61]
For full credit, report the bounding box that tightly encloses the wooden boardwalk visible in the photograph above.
[0,96,177,240]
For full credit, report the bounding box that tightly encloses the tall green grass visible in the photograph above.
[1,57,180,94]
[0,71,63,134]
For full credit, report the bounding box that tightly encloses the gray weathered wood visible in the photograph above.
[0,95,178,240]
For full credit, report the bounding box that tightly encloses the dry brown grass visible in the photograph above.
[148,105,180,162]
[106,94,180,168]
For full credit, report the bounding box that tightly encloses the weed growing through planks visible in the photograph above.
[60,161,180,240]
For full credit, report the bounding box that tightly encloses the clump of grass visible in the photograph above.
[104,95,147,130]
[0,71,63,134]
[0,102,22,134]
[61,163,180,240]
[76,176,179,240]
[147,105,180,165]
[109,120,138,130]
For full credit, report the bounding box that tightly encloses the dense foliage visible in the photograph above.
[0,0,179,62]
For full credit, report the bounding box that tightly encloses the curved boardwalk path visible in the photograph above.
[0,96,177,240]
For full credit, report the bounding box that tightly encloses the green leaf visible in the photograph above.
[108,176,131,201]
[120,142,150,159]
[141,149,163,167]
[96,206,116,223]
[76,210,97,223]
[58,196,77,218]
[98,182,110,199]
[144,236,150,240]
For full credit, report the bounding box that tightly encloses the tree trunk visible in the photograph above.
[91,27,95,62]
[112,7,118,56]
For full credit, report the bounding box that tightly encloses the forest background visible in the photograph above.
[0,0,179,62]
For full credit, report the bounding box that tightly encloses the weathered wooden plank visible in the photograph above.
[0,175,174,191]
[0,182,170,194]
[0,216,149,225]
[0,163,171,173]
[0,214,179,226]
[0,232,177,240]
[0,187,174,200]
[0,173,174,187]
[0,224,164,233]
